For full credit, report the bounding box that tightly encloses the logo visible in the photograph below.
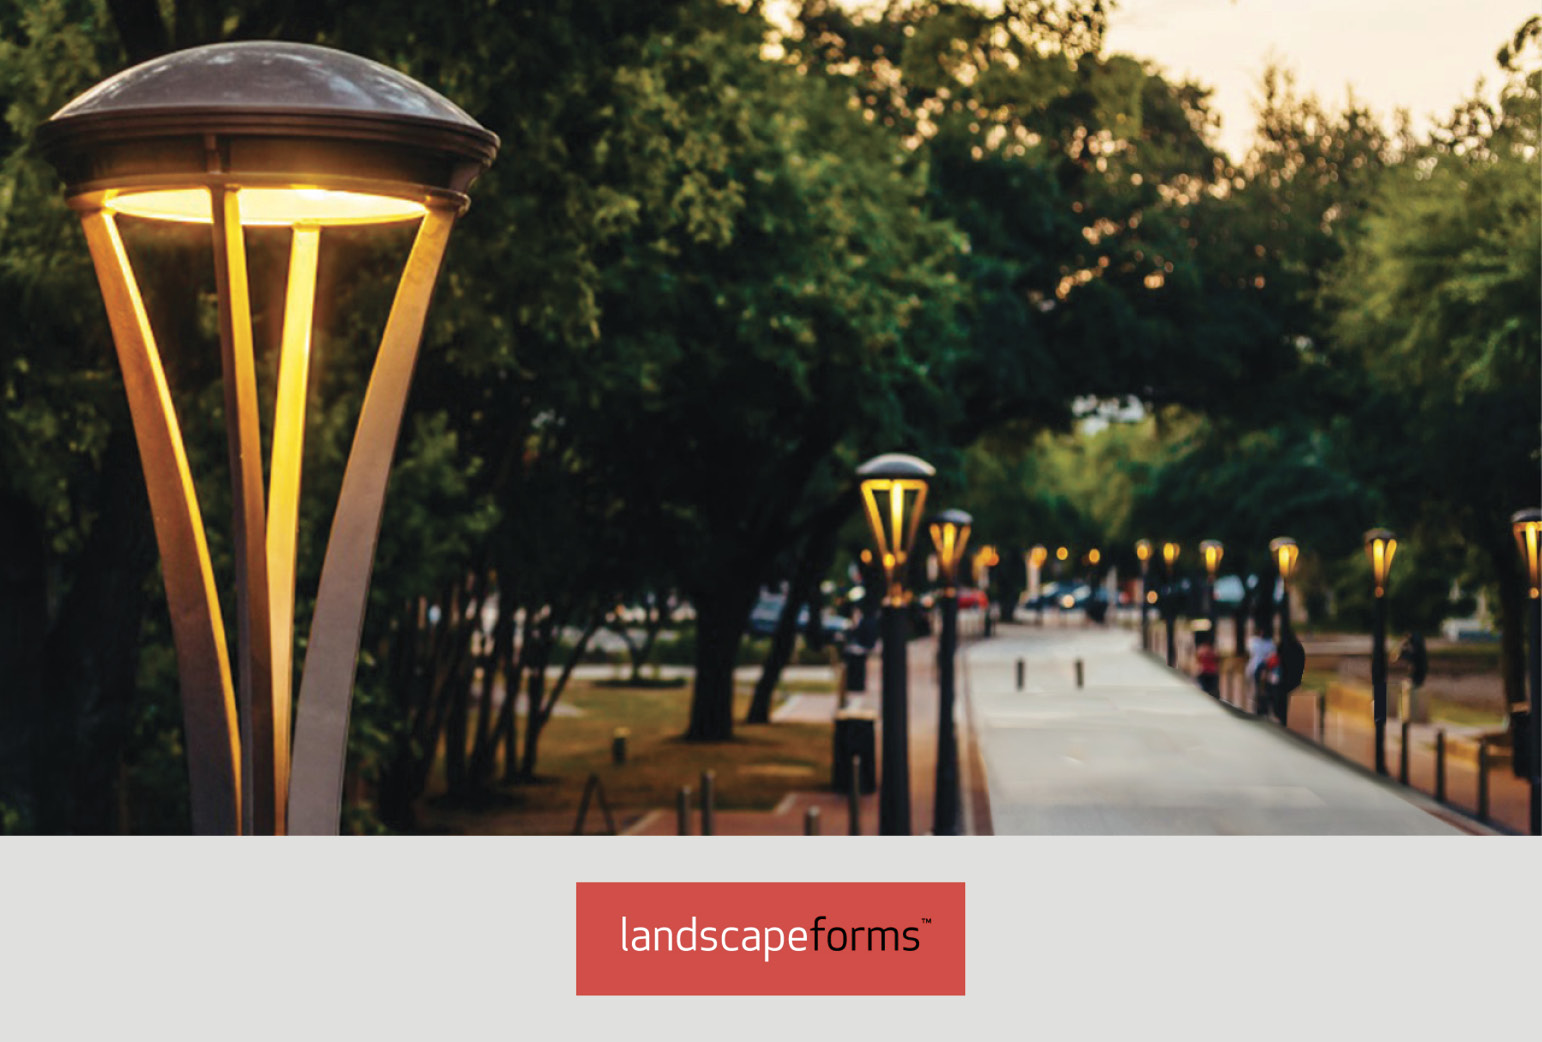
[576,882,965,995]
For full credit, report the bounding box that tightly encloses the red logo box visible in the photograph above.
[576,881,965,996]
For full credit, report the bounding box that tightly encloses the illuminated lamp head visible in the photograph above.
[856,453,934,604]
[928,509,973,594]
[1362,529,1397,598]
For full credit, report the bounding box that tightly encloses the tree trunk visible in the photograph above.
[687,579,760,741]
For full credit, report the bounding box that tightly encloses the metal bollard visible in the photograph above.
[1477,742,1491,821]
[848,754,861,836]
[1074,659,1084,689]
[700,770,716,836]
[1399,720,1410,785]
[1434,731,1446,803]
[677,785,692,836]
[611,727,629,765]
[804,806,821,836]
[1016,658,1025,691]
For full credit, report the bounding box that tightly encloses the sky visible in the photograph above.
[1104,0,1538,160]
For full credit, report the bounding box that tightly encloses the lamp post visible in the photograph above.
[857,453,934,836]
[1269,537,1300,644]
[1364,528,1397,776]
[974,544,1000,636]
[36,42,497,834]
[1512,509,1541,834]
[928,509,972,836]
[1135,539,1153,650]
[1200,540,1224,634]
[1162,541,1180,667]
[1027,544,1048,624]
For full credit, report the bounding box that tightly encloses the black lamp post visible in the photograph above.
[1162,541,1180,667]
[928,509,972,836]
[1364,528,1397,776]
[857,452,934,836]
[1513,508,1541,834]
[36,42,496,834]
[1269,537,1300,644]
[1135,539,1152,650]
[1200,540,1224,634]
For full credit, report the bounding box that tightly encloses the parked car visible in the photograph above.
[747,591,851,641]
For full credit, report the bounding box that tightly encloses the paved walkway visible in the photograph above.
[968,623,1462,834]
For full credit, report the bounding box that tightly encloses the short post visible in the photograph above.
[677,785,691,836]
[700,769,716,836]
[611,727,629,765]
[1434,731,1446,803]
[1074,659,1084,689]
[1477,741,1491,821]
[1016,658,1025,691]
[1399,720,1410,785]
[804,806,821,836]
[848,755,861,835]
[1316,692,1327,744]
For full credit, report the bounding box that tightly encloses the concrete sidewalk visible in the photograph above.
[968,623,1463,834]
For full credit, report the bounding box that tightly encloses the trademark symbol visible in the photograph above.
[921,917,932,924]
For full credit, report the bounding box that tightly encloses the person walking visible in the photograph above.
[1195,634,1220,698]
[1246,626,1276,716]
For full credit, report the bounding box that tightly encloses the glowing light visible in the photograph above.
[1270,537,1300,583]
[106,187,426,226]
[1363,529,1397,597]
[1512,510,1541,599]
[1200,539,1224,578]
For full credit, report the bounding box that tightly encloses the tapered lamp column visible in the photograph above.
[1270,537,1300,645]
[1200,540,1224,633]
[1162,542,1181,667]
[36,42,497,834]
[1364,529,1397,776]
[857,453,934,836]
[1513,509,1541,834]
[929,509,971,836]
[1135,540,1152,650]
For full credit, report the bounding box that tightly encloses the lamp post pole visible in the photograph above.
[1513,509,1542,834]
[1365,529,1397,777]
[1136,540,1152,651]
[857,453,934,837]
[37,41,497,834]
[1162,543,1180,668]
[929,509,970,836]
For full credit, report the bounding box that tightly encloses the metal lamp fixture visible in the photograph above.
[1513,509,1541,600]
[1159,541,1180,666]
[1162,541,1180,571]
[857,453,935,605]
[1269,536,1300,583]
[1200,540,1224,580]
[1364,528,1397,598]
[37,42,498,835]
[856,452,934,836]
[928,510,973,593]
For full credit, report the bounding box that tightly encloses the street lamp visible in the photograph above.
[1162,541,1180,667]
[1200,539,1224,632]
[928,509,972,836]
[1028,544,1048,624]
[1269,537,1300,644]
[1512,508,1541,834]
[974,545,1000,636]
[36,42,497,835]
[1364,529,1397,776]
[857,452,935,835]
[1135,539,1153,650]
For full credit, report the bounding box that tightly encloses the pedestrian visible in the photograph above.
[1395,630,1429,722]
[1195,632,1220,698]
[1274,633,1306,725]
[1246,626,1276,716]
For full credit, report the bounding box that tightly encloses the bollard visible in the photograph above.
[804,806,821,836]
[1074,659,1084,689]
[700,770,716,836]
[848,755,861,836]
[1477,741,1491,821]
[1316,692,1327,744]
[677,785,691,836]
[611,727,630,765]
[1434,731,1446,803]
[1016,658,1025,691]
[1399,720,1410,785]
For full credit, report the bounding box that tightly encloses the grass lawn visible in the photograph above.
[413,678,835,835]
